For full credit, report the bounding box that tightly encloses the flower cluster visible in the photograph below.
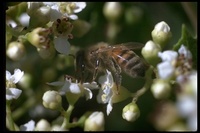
[6,2,89,60]
[6,2,197,131]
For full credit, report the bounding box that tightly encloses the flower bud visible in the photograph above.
[151,79,171,99]
[122,102,140,122]
[103,2,123,22]
[27,27,51,49]
[125,6,143,25]
[35,119,51,131]
[51,125,68,131]
[37,43,56,59]
[42,90,62,110]
[84,111,105,131]
[141,40,161,66]
[6,41,26,61]
[151,21,172,49]
[28,6,51,28]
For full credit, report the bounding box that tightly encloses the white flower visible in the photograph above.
[178,45,192,59]
[20,120,35,131]
[43,2,86,20]
[157,61,175,79]
[47,76,99,100]
[6,69,24,100]
[158,50,178,62]
[97,70,114,115]
[54,37,70,55]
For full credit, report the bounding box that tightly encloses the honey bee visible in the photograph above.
[74,42,149,90]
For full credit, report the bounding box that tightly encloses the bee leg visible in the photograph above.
[92,59,100,81]
[109,57,122,94]
[80,64,85,83]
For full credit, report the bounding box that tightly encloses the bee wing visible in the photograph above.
[95,42,144,53]
[115,42,144,50]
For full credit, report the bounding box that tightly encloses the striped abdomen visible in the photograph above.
[112,49,148,78]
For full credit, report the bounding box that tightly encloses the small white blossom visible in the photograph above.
[178,45,192,59]
[47,76,99,100]
[157,61,175,79]
[97,70,114,115]
[158,50,178,62]
[43,2,86,21]
[6,69,24,100]
[20,120,35,131]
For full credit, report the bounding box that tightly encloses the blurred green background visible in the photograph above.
[6,2,197,131]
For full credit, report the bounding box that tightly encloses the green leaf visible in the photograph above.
[173,24,197,69]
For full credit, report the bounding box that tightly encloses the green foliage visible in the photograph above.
[173,24,197,69]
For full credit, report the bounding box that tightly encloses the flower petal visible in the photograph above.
[6,70,11,81]
[106,100,113,115]
[84,87,93,100]
[74,2,86,13]
[18,13,30,27]
[20,120,35,131]
[12,69,24,83]
[54,37,70,55]
[178,45,192,59]
[60,81,71,94]
[157,61,175,79]
[49,8,62,21]
[68,14,78,20]
[69,83,81,93]
[83,82,99,89]
[6,88,22,100]
[97,89,104,103]
[158,51,178,62]
[47,81,65,86]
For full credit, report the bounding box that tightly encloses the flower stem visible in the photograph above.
[132,66,154,102]
[61,104,74,129]
[6,101,17,131]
